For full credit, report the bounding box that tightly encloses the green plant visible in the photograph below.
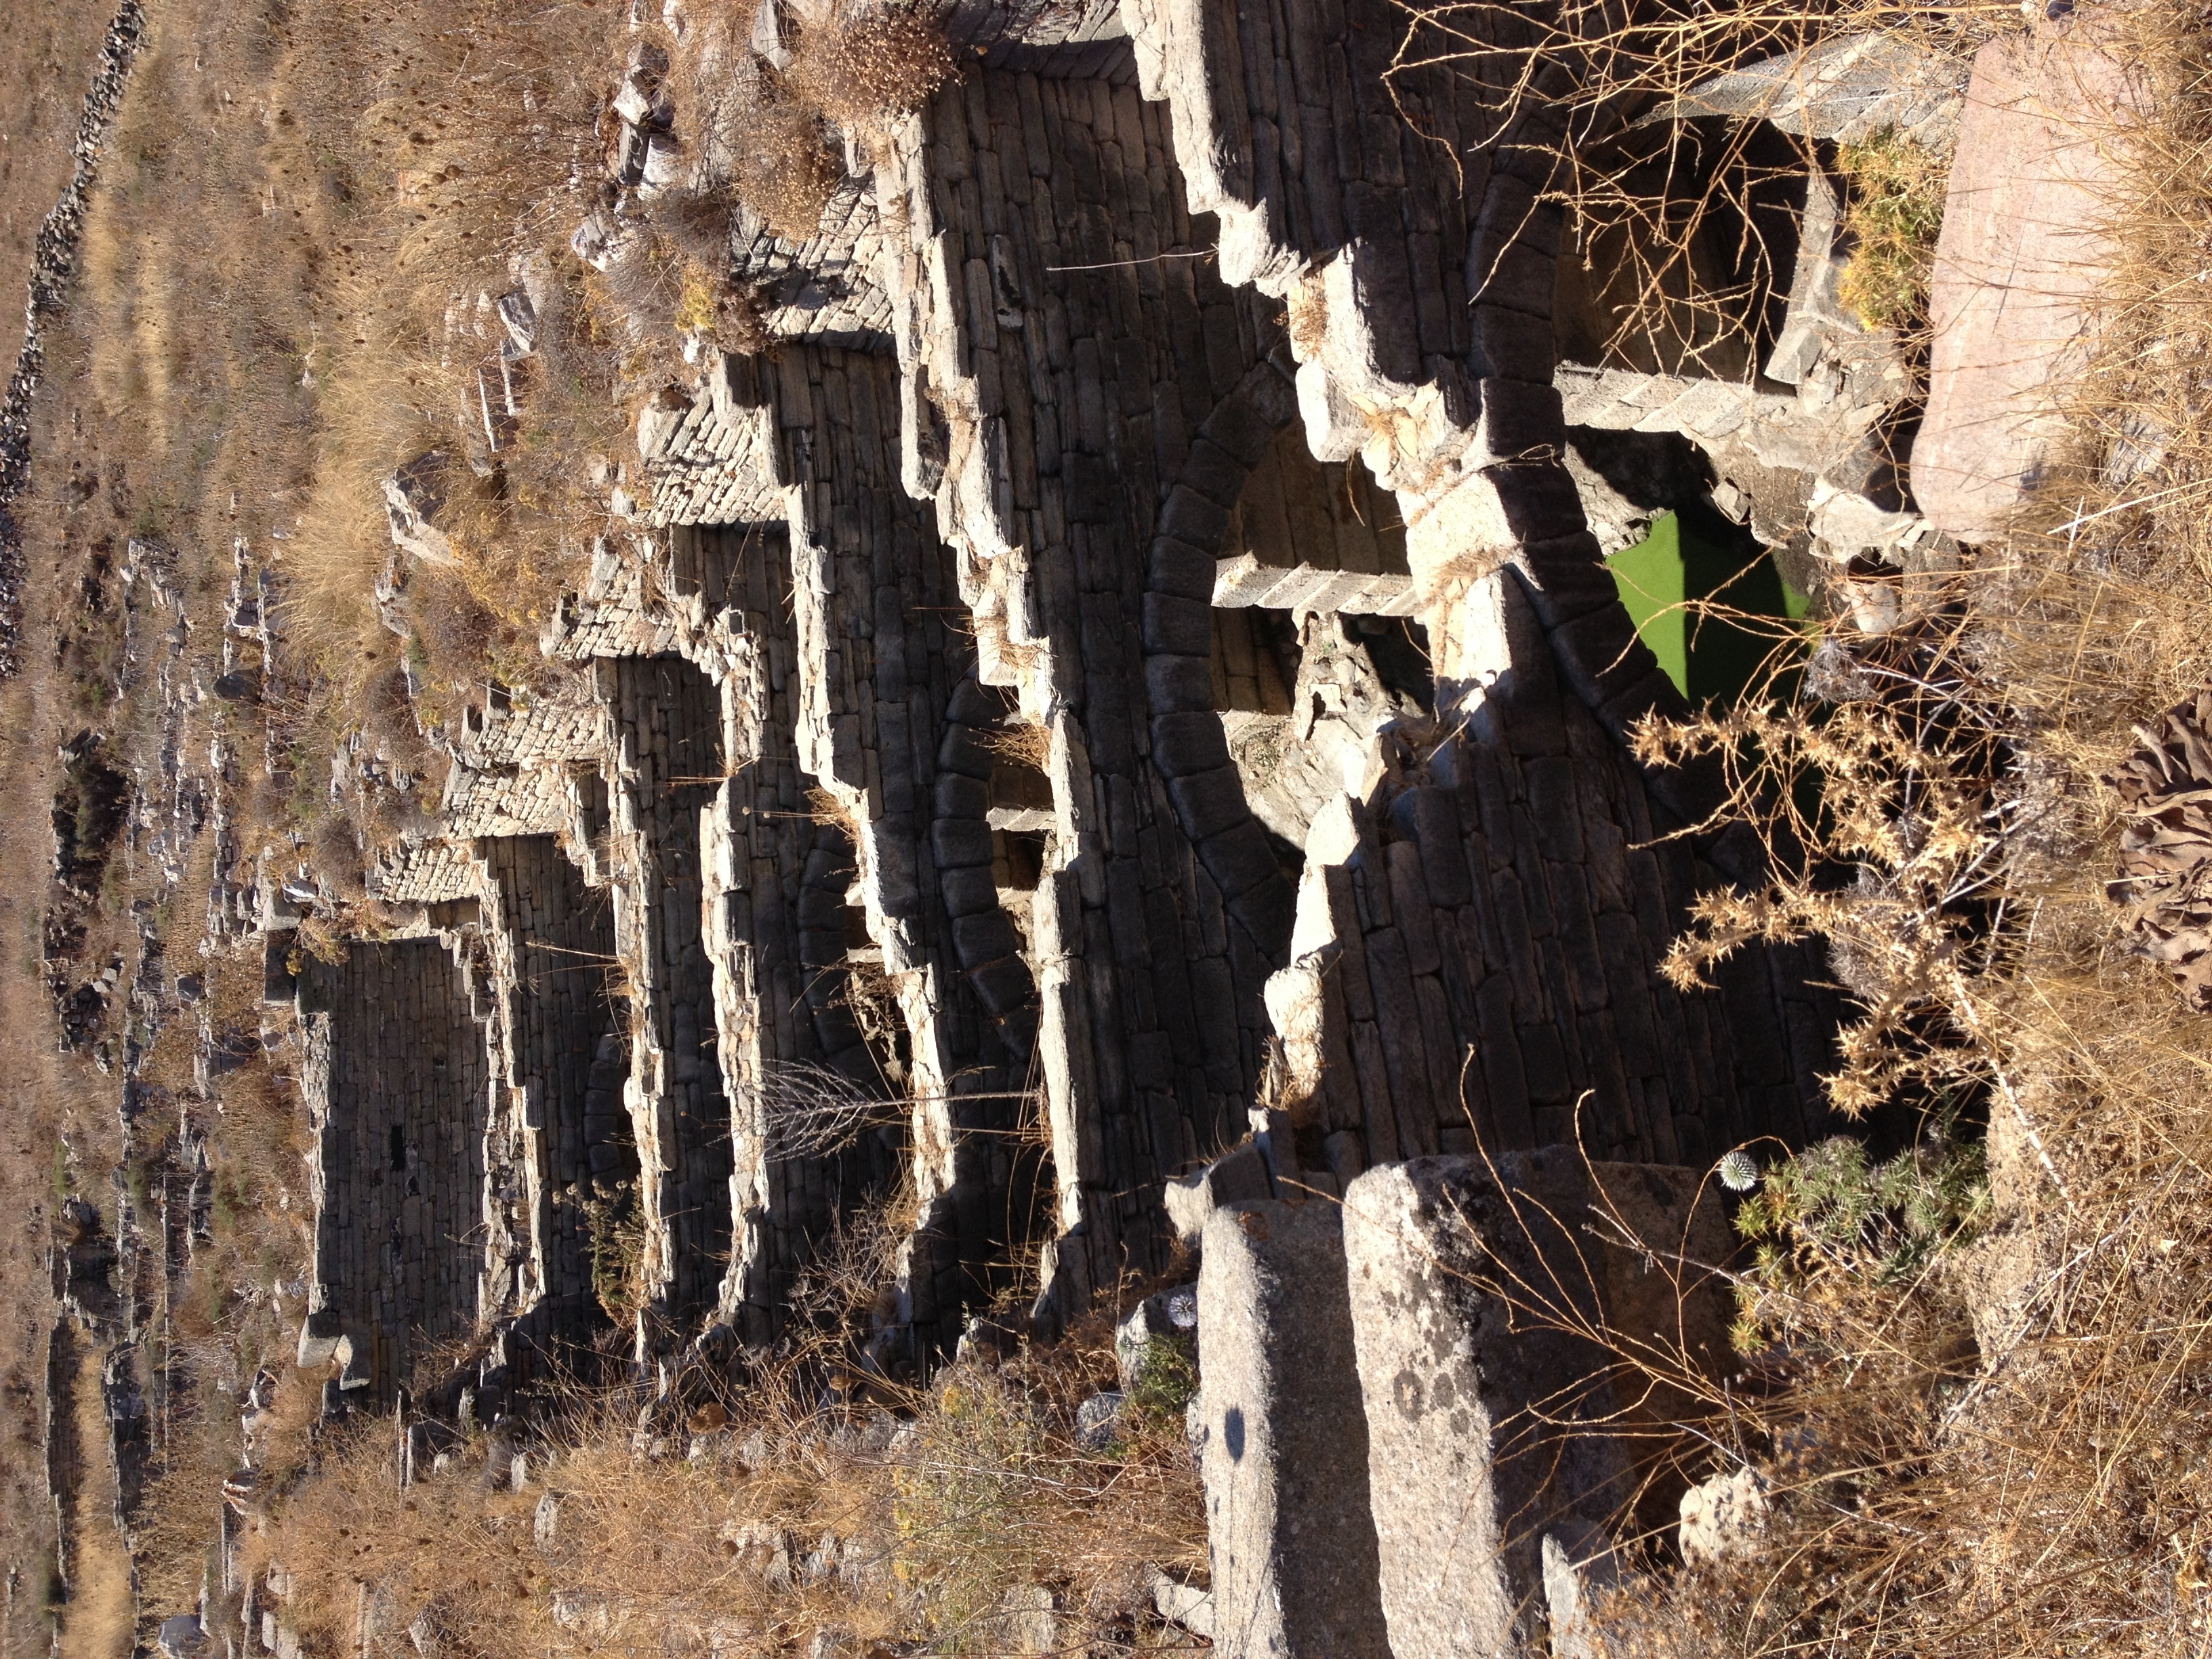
[1729,1128,1988,1352]
[1836,128,1948,332]
[1124,1334,1197,1431]
[893,1369,1059,1643]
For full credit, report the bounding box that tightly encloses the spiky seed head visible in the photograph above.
[1719,1150,1761,1193]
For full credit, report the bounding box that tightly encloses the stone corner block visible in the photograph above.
[1340,1150,1732,1658]
[1197,1200,1391,1659]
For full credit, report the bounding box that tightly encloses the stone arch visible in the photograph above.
[1139,352,1312,964]
[928,671,1042,1050]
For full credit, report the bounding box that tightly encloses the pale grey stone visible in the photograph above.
[1340,1151,1731,1658]
[998,1583,1058,1656]
[1164,1139,1274,1246]
[1152,1568,1218,1639]
[1197,1200,1390,1659]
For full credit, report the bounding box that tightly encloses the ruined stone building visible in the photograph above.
[270,0,1957,1401]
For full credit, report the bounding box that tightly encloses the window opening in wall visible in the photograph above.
[1211,606,1298,715]
[388,1124,407,1172]
[1607,498,1811,707]
[984,750,1053,836]
[992,827,1046,896]
[842,900,874,954]
[1211,426,1412,614]
[1553,117,1809,379]
[991,826,1048,967]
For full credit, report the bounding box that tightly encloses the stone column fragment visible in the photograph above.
[1196,1199,1391,1659]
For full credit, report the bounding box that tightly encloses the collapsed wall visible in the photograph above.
[286,0,1885,1397]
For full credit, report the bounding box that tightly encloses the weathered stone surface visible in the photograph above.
[1656,33,1965,146]
[1164,1141,1273,1245]
[1153,1568,1218,1639]
[382,451,453,565]
[1679,1467,1769,1568]
[1340,1151,1731,1657]
[1913,24,2139,541]
[1196,1200,1390,1659]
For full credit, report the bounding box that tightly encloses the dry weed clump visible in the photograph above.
[977,715,1054,773]
[729,81,845,241]
[784,5,959,136]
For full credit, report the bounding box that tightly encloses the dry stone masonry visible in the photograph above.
[293,0,1872,1377]
[272,0,1988,1643]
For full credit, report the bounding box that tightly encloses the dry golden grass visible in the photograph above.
[246,1264,1204,1656]
[1552,9,2212,1654]
[55,1342,134,1659]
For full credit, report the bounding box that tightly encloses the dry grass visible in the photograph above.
[246,1277,1205,1656]
[729,81,844,242]
[976,717,1052,773]
[56,1340,135,1659]
[783,5,958,138]
[1545,9,2212,1654]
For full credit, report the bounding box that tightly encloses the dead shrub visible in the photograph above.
[1561,12,2212,1654]
[975,717,1052,773]
[784,5,959,135]
[1391,0,2018,372]
[729,81,842,242]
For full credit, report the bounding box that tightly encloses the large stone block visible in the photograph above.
[1912,25,2138,541]
[1340,1151,1732,1657]
[1197,1200,1391,1659]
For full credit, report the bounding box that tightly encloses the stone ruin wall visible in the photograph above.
[277,0,1896,1401]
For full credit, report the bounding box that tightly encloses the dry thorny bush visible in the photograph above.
[1446,9,2212,1654]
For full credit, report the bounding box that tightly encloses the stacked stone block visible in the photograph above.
[476,835,628,1340]
[880,64,1308,1309]
[1268,617,1836,1191]
[598,653,735,1329]
[300,941,493,1399]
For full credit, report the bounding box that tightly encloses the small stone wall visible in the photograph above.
[301,939,493,1397]
[600,653,734,1327]
[477,835,628,1337]
[1269,602,1837,1186]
